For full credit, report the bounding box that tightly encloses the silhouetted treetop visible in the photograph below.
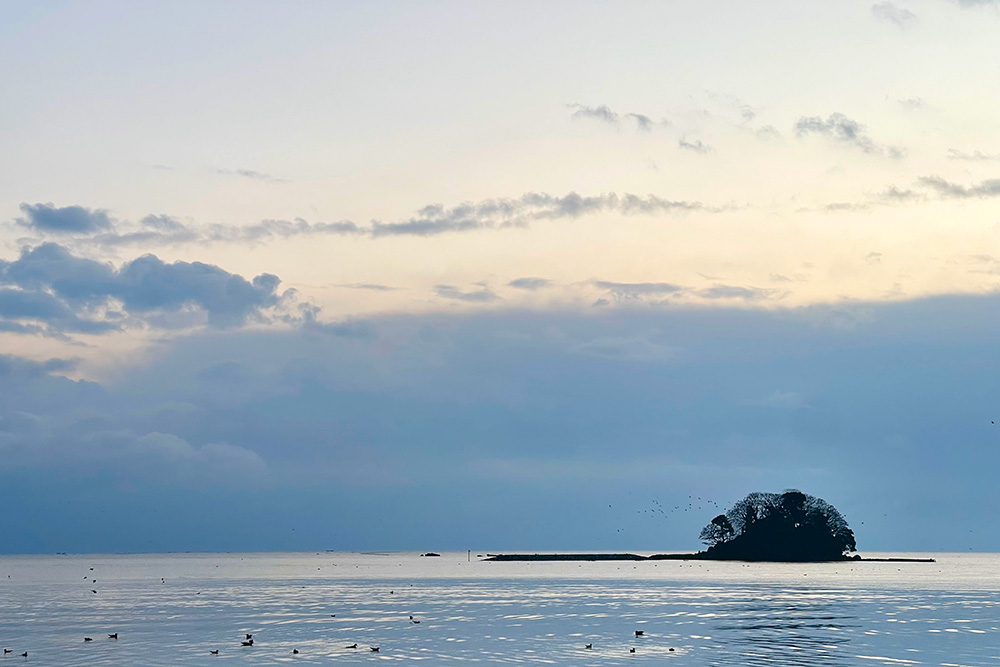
[699,489,856,561]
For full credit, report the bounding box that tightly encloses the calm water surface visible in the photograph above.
[1,552,998,665]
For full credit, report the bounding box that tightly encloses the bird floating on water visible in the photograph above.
[108,634,117,640]
[630,647,636,653]
[293,649,299,654]
[84,637,93,642]
[585,643,592,649]
[634,630,644,636]
[241,639,253,647]
[209,650,219,655]
[370,646,380,652]
[346,643,358,649]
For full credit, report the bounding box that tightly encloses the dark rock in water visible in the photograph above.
[420,552,441,557]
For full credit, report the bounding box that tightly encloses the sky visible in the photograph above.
[2,0,1000,554]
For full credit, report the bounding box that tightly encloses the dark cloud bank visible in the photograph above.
[0,243,287,336]
[4,294,1000,553]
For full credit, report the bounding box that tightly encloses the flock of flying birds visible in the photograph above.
[611,495,724,533]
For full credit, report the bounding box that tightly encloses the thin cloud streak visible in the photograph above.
[434,285,500,303]
[917,175,1000,198]
[872,1,918,27]
[794,113,904,158]
[508,277,553,291]
[947,148,1000,161]
[16,191,729,248]
[567,104,669,131]
[216,168,289,184]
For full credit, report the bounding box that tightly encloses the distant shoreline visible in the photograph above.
[485,553,936,563]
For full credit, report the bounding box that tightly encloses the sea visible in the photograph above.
[1,551,998,666]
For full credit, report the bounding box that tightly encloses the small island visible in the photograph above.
[487,489,934,563]
[695,489,855,561]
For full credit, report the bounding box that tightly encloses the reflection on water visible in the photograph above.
[1,553,999,665]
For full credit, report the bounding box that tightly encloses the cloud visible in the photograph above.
[567,104,667,132]
[10,289,1000,551]
[698,285,780,301]
[434,285,500,303]
[209,218,362,243]
[964,254,1000,274]
[678,137,713,153]
[594,280,685,297]
[794,113,904,157]
[0,287,118,335]
[568,103,619,125]
[897,97,926,110]
[298,304,377,338]
[507,277,553,291]
[916,175,1000,198]
[34,191,723,249]
[0,355,77,378]
[17,203,112,234]
[947,148,1000,161]
[878,186,922,203]
[216,168,288,184]
[753,125,782,141]
[368,192,712,238]
[0,243,289,335]
[821,202,874,213]
[593,280,686,305]
[872,2,918,27]
[591,280,786,305]
[333,282,398,291]
[624,112,654,131]
[818,185,924,212]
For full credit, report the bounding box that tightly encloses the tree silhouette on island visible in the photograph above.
[697,489,857,561]
[487,488,934,562]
